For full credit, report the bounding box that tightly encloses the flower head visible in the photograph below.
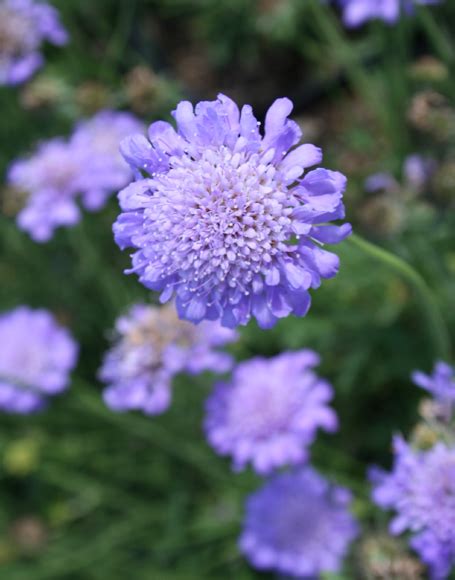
[0,0,68,86]
[99,302,236,415]
[8,111,144,242]
[0,306,78,413]
[240,467,359,577]
[339,0,442,28]
[204,350,337,473]
[114,94,351,329]
[9,138,85,242]
[70,111,145,211]
[412,361,455,407]
[371,437,455,579]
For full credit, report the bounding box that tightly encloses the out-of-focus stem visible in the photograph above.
[347,234,451,361]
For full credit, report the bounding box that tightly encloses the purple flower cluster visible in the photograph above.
[0,306,78,413]
[9,111,144,242]
[204,350,337,473]
[99,303,236,415]
[114,94,351,329]
[240,468,359,577]
[412,360,455,407]
[371,437,455,579]
[0,0,68,86]
[339,0,442,28]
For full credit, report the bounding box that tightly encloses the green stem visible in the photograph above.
[347,234,451,361]
[417,7,454,66]
[72,380,235,485]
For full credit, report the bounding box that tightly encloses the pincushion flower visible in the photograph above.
[0,306,78,413]
[412,361,455,407]
[371,437,455,579]
[240,468,359,577]
[339,0,442,28]
[70,111,145,211]
[99,303,236,415]
[0,0,68,86]
[9,138,86,242]
[204,350,337,473]
[114,94,351,329]
[8,111,144,242]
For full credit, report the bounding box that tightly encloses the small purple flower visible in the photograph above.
[99,302,237,415]
[403,154,436,192]
[364,172,398,193]
[0,306,78,413]
[114,94,351,329]
[412,361,455,407]
[205,350,337,473]
[339,0,442,28]
[0,0,68,86]
[240,467,359,577]
[371,437,455,579]
[10,138,85,242]
[8,111,144,242]
[70,111,145,211]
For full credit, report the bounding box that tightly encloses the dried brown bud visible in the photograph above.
[9,517,47,554]
[359,534,424,579]
[75,81,110,115]
[125,66,159,114]
[409,56,448,83]
[408,91,455,141]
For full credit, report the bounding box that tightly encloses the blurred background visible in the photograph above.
[0,0,454,578]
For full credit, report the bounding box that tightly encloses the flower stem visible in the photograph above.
[347,234,451,361]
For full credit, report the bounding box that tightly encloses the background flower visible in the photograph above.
[412,360,455,406]
[70,111,145,211]
[339,0,442,28]
[204,350,337,473]
[371,437,455,579]
[99,302,237,415]
[0,0,68,86]
[0,306,78,413]
[240,467,358,577]
[8,111,143,241]
[114,94,351,329]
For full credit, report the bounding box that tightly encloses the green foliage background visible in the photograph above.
[0,0,454,578]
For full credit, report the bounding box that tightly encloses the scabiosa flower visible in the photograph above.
[0,306,78,413]
[70,111,145,211]
[204,350,337,473]
[9,138,86,242]
[99,302,236,415]
[371,437,455,579]
[8,111,144,242]
[240,467,359,577]
[0,0,68,86]
[403,154,436,192]
[114,94,351,329]
[412,361,455,407]
[339,0,442,28]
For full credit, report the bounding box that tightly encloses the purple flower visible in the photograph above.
[339,0,442,28]
[364,172,398,193]
[70,111,145,211]
[10,138,85,242]
[99,302,237,415]
[403,154,436,191]
[371,437,455,579]
[204,350,337,474]
[114,94,351,329]
[0,0,68,86]
[8,111,144,242]
[240,467,359,577]
[0,306,78,413]
[412,361,455,407]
